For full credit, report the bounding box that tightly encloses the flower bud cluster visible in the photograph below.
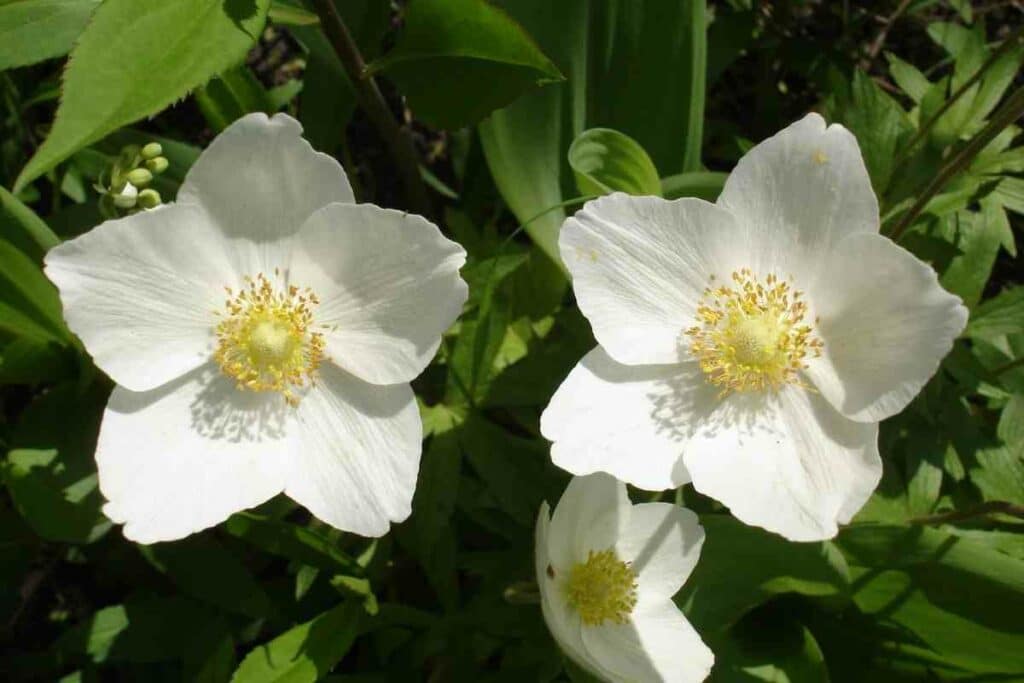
[97,142,169,217]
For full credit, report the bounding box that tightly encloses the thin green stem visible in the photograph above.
[909,500,1024,526]
[888,85,1024,243]
[308,0,431,216]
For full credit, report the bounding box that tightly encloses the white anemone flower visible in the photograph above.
[536,473,713,682]
[541,114,967,541]
[44,113,468,543]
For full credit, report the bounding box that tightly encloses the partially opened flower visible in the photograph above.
[541,114,967,541]
[536,473,713,682]
[45,113,467,543]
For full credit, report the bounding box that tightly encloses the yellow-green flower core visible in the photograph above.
[686,269,822,396]
[564,549,638,626]
[214,273,325,406]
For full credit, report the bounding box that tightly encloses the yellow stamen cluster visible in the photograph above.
[685,269,822,396]
[564,549,638,626]
[214,273,325,406]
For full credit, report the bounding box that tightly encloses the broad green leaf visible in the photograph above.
[0,0,100,70]
[0,237,71,343]
[993,176,1024,216]
[184,619,237,683]
[370,0,563,130]
[661,171,728,201]
[224,513,364,576]
[587,0,707,173]
[0,186,60,262]
[141,535,275,618]
[14,0,270,192]
[3,381,109,543]
[939,201,1008,308]
[568,128,661,197]
[231,601,362,683]
[965,286,1024,339]
[678,515,849,633]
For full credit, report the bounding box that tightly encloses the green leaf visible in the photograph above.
[678,515,849,633]
[141,535,275,618]
[0,237,71,343]
[567,128,661,197]
[224,513,364,576]
[371,0,563,129]
[14,0,270,192]
[231,601,362,683]
[0,0,100,70]
[56,597,214,663]
[184,619,237,683]
[965,286,1024,339]
[196,65,276,133]
[0,186,60,262]
[661,171,728,201]
[939,201,1008,308]
[3,381,110,543]
[886,51,932,103]
[715,614,829,682]
[268,0,318,25]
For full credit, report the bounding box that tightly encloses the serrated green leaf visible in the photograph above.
[231,601,362,683]
[886,51,932,103]
[965,286,1024,339]
[371,0,562,129]
[568,128,662,197]
[14,0,270,192]
[0,0,100,70]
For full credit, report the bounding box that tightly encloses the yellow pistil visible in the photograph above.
[214,273,325,406]
[685,268,822,397]
[564,549,638,626]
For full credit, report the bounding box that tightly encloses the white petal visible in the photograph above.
[616,503,704,600]
[97,365,289,543]
[547,473,631,570]
[285,362,421,537]
[805,233,968,422]
[717,113,879,283]
[288,203,467,385]
[559,194,745,365]
[177,113,354,273]
[44,204,233,392]
[683,386,880,542]
[541,347,718,491]
[581,599,714,683]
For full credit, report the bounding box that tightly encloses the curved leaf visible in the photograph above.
[568,127,661,197]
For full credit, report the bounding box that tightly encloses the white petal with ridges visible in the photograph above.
[717,113,879,283]
[547,472,630,569]
[288,202,467,385]
[682,386,880,541]
[285,363,421,537]
[542,347,717,491]
[560,195,745,365]
[805,233,968,422]
[581,598,714,683]
[177,113,354,274]
[615,503,704,599]
[45,204,234,392]
[97,365,289,543]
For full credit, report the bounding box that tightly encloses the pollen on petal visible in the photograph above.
[563,548,637,626]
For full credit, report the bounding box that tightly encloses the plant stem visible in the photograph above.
[909,500,1024,525]
[308,0,432,217]
[863,0,914,71]
[887,84,1024,243]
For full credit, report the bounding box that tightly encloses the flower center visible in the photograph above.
[214,273,326,406]
[564,549,637,626]
[685,269,822,396]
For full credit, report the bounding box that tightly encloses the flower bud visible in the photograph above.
[141,142,163,160]
[119,144,141,166]
[113,182,138,208]
[126,168,153,187]
[137,188,162,209]
[145,156,169,174]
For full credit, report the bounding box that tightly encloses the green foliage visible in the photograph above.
[14,0,271,192]
[2,2,1024,682]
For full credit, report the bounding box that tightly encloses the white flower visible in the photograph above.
[44,113,467,543]
[541,114,967,542]
[536,473,713,682]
